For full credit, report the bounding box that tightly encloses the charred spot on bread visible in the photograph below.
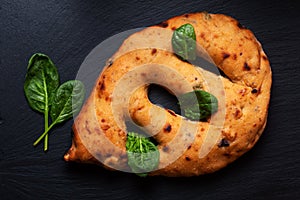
[218,138,230,147]
[234,108,243,119]
[243,62,251,71]
[167,109,177,117]
[162,146,170,152]
[232,54,237,60]
[185,156,191,161]
[98,81,105,90]
[156,21,168,28]
[251,88,258,94]
[164,124,172,133]
[262,55,268,61]
[222,52,230,59]
[151,48,157,55]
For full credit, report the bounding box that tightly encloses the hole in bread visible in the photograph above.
[148,84,181,115]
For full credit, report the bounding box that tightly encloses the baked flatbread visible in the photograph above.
[64,12,271,176]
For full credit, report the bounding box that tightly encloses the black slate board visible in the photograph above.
[1,0,300,199]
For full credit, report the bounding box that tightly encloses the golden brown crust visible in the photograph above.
[64,12,272,176]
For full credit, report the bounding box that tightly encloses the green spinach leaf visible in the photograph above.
[172,23,197,61]
[126,132,159,177]
[50,80,85,124]
[24,53,59,113]
[178,90,218,121]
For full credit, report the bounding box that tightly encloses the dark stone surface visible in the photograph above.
[1,0,300,199]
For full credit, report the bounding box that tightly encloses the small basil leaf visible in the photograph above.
[50,80,85,124]
[24,53,59,113]
[178,90,218,121]
[172,23,197,61]
[126,132,159,175]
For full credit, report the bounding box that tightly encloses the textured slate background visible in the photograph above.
[1,0,300,199]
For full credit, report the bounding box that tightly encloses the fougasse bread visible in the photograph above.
[64,12,272,177]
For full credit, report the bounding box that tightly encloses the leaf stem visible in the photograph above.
[43,73,49,152]
[33,122,56,147]
[44,107,49,151]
